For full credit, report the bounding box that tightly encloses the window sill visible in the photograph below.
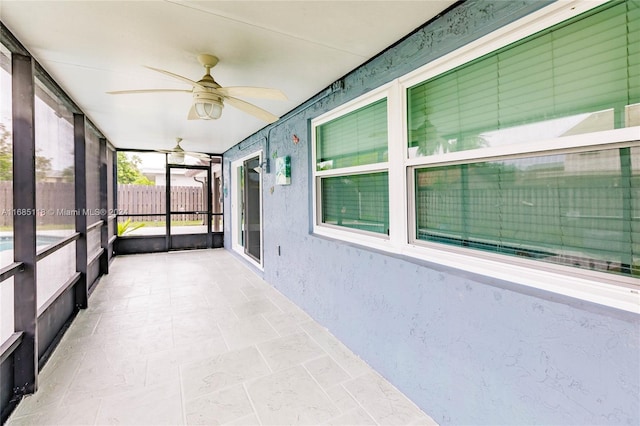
[402,244,640,314]
[310,228,639,314]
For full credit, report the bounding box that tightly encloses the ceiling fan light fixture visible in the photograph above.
[195,101,223,120]
[169,151,185,164]
[193,92,224,120]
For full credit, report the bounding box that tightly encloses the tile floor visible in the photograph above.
[7,249,436,426]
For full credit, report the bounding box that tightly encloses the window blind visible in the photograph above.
[321,172,389,235]
[317,98,388,170]
[407,0,639,157]
[415,146,640,277]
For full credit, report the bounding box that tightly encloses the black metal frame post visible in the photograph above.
[99,138,108,275]
[207,164,213,248]
[165,154,170,250]
[74,113,88,309]
[112,149,118,242]
[12,53,38,397]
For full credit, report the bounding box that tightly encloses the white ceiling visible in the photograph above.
[0,0,454,154]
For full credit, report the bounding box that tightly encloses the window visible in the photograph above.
[414,147,639,277]
[313,94,390,238]
[406,0,639,280]
[311,0,639,311]
[407,1,637,159]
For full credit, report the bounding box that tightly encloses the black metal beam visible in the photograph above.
[35,232,80,262]
[99,138,109,274]
[117,213,165,217]
[74,113,88,309]
[0,23,29,56]
[207,163,213,248]
[166,164,209,170]
[12,52,38,397]
[36,272,81,318]
[0,262,23,284]
[86,220,104,233]
[167,211,210,215]
[112,150,118,241]
[165,156,171,250]
[88,249,104,267]
[0,333,24,365]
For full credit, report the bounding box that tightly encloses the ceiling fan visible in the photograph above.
[108,54,287,123]
[157,138,213,164]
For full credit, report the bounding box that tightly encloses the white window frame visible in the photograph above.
[230,150,264,270]
[310,0,639,313]
[311,82,406,252]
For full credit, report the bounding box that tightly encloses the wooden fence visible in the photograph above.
[0,182,212,227]
[117,184,207,222]
[0,181,75,228]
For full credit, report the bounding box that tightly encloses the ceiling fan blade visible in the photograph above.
[185,151,212,161]
[107,89,192,95]
[224,97,279,123]
[145,66,206,90]
[187,105,199,120]
[215,86,287,100]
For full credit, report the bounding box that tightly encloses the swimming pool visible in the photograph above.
[0,235,66,251]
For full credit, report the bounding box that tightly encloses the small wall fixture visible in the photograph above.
[275,156,291,185]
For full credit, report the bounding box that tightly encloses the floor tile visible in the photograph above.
[7,398,101,426]
[232,297,281,319]
[217,285,250,305]
[218,315,279,350]
[125,292,172,313]
[181,346,271,401]
[10,350,86,413]
[343,373,427,425]
[171,293,212,314]
[62,352,148,406]
[325,407,377,425]
[171,311,226,346]
[223,413,261,425]
[95,383,183,425]
[246,365,340,425]
[305,355,350,389]
[7,250,435,426]
[264,310,311,337]
[300,321,372,378]
[410,414,439,425]
[61,312,101,339]
[258,332,324,371]
[325,384,359,413]
[145,336,228,386]
[185,384,254,425]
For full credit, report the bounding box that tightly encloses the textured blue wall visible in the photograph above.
[224,1,640,424]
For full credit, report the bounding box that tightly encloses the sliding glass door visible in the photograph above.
[232,153,263,265]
